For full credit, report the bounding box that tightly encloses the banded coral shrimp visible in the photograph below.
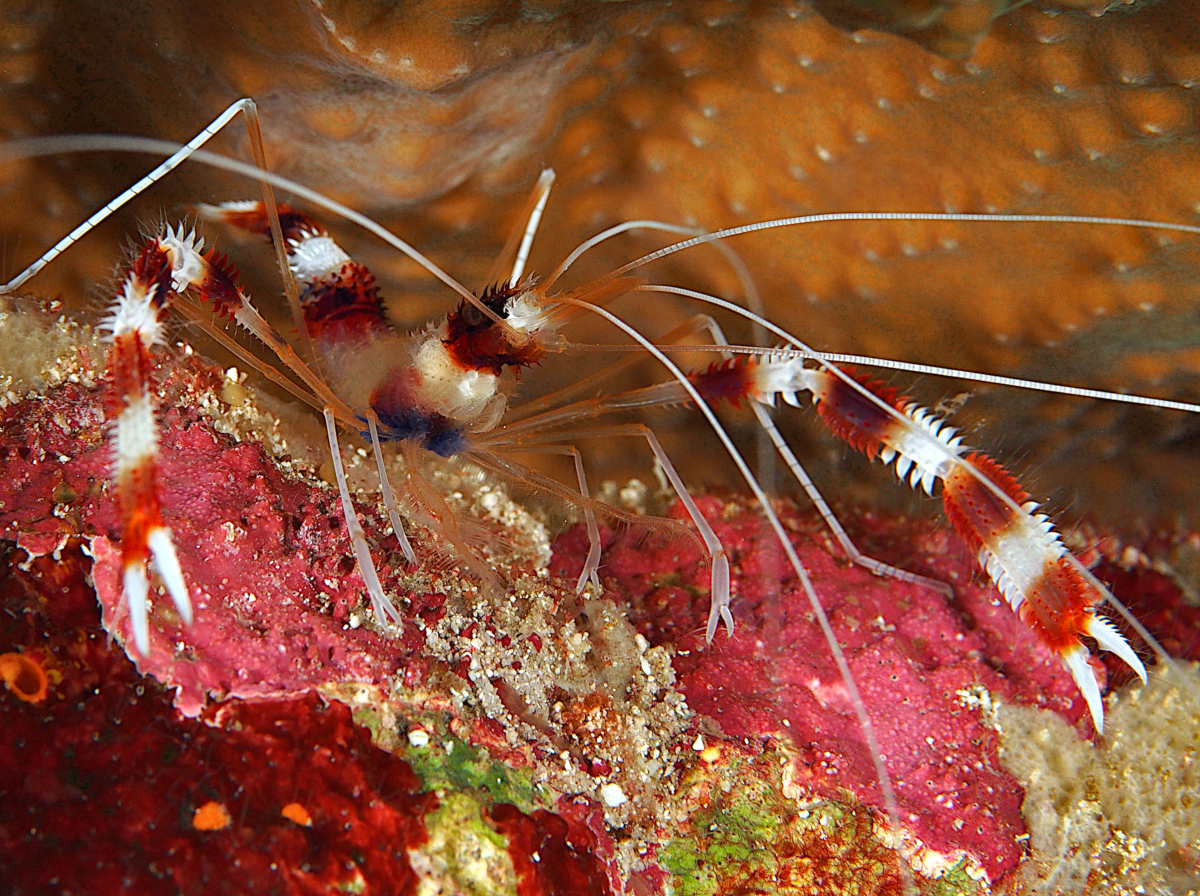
[6,0,1200,535]
[2,91,1200,896]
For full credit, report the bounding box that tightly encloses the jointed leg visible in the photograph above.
[747,401,952,596]
[495,423,732,640]
[365,412,417,566]
[399,443,505,596]
[509,444,603,594]
[323,408,404,628]
[101,239,194,653]
[595,423,731,639]
[696,316,956,597]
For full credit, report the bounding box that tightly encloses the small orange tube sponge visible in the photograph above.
[0,651,48,703]
[280,802,313,827]
[192,800,233,832]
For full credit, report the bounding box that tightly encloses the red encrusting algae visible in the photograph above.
[0,541,436,896]
[0,370,423,716]
[487,803,612,896]
[1,0,1197,889]
[551,494,1165,881]
[0,319,623,893]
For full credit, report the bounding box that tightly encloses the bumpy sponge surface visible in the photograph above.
[996,662,1200,895]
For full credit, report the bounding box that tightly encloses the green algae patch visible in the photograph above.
[416,792,518,896]
[405,732,547,813]
[318,684,547,812]
[319,683,408,752]
[660,753,984,896]
[923,860,985,896]
[343,702,393,746]
[659,786,777,896]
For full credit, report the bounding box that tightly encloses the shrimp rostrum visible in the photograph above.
[6,99,1193,740]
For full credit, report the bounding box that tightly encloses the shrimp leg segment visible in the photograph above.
[698,354,1145,731]
[323,409,404,628]
[522,424,732,637]
[476,423,732,636]
[496,312,951,604]
[102,215,386,651]
[579,424,732,637]
[509,445,602,594]
[365,411,418,567]
[686,316,957,599]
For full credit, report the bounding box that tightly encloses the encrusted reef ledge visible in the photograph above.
[1,300,1197,894]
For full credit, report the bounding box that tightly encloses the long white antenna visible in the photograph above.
[0,133,481,307]
[1,100,257,294]
[510,169,555,284]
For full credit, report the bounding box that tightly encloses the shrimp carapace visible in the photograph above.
[202,200,555,456]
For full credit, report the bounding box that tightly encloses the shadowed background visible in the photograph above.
[2,0,1199,531]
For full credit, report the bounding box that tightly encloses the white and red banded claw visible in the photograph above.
[100,233,202,653]
[698,355,1147,732]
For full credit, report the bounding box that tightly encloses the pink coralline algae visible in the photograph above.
[552,495,1163,882]
[0,370,426,716]
[0,323,629,893]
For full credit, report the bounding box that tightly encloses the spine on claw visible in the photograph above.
[690,355,1146,731]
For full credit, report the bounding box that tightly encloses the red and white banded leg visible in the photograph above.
[737,356,1145,732]
[100,236,197,654]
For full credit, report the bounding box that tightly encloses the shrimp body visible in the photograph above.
[49,123,1160,729]
[205,201,553,457]
[5,106,1195,894]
